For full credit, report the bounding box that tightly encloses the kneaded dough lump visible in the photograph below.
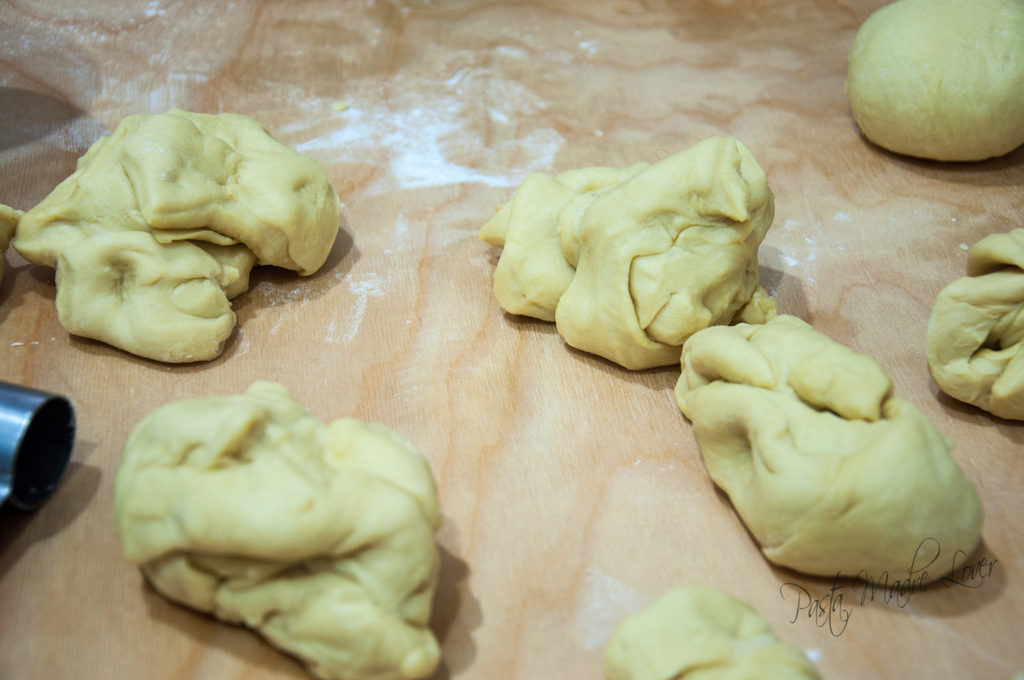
[12,109,340,362]
[480,136,776,370]
[846,0,1024,161]
[114,382,441,680]
[604,586,820,680]
[675,315,982,582]
[0,204,19,283]
[927,229,1024,420]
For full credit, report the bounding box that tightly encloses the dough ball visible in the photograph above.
[846,0,1024,161]
[675,315,982,582]
[604,586,820,680]
[0,204,20,282]
[11,109,340,362]
[114,382,442,680]
[14,109,340,273]
[55,231,244,363]
[480,136,777,370]
[927,229,1024,420]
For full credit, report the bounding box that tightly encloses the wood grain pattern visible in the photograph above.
[1,1,1022,678]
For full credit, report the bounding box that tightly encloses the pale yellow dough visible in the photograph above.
[480,136,776,370]
[675,315,982,582]
[0,204,19,282]
[114,382,441,680]
[12,109,340,362]
[927,229,1024,420]
[846,0,1024,161]
[604,586,820,680]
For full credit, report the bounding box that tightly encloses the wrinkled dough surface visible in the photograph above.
[927,229,1024,420]
[11,109,340,362]
[55,231,244,363]
[675,315,982,581]
[114,382,441,680]
[480,136,776,370]
[846,0,1024,161]
[13,109,340,273]
[604,586,820,680]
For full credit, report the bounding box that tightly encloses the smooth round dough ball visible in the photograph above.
[846,0,1024,161]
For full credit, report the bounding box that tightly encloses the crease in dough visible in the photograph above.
[675,315,982,582]
[927,229,1024,420]
[480,136,776,370]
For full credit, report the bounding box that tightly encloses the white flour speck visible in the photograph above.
[268,309,291,336]
[328,272,389,343]
[233,328,250,357]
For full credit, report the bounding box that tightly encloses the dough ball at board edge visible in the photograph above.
[603,586,822,680]
[846,0,1024,161]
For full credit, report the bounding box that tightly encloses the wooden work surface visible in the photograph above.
[1,1,1022,678]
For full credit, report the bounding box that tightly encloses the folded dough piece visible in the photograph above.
[675,315,982,582]
[604,586,820,680]
[11,109,340,361]
[0,204,19,283]
[480,136,776,370]
[114,382,442,680]
[55,231,249,363]
[927,229,1024,420]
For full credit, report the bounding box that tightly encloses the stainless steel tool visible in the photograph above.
[0,381,75,509]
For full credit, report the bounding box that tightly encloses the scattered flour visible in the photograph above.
[326,271,389,344]
[296,100,563,191]
[294,62,563,193]
[569,567,650,651]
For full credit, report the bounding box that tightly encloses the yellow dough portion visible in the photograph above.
[14,109,339,273]
[480,136,776,370]
[55,231,248,363]
[604,586,820,680]
[12,109,340,362]
[0,204,19,283]
[675,315,982,582]
[927,229,1024,420]
[114,382,442,680]
[846,0,1024,161]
